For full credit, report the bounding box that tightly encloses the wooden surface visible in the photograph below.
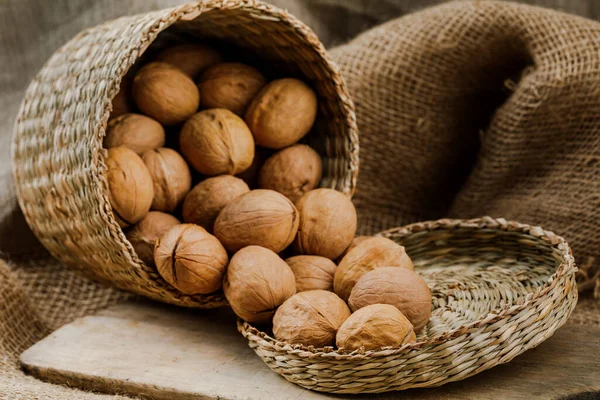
[20,301,600,400]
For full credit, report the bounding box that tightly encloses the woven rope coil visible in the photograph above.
[239,217,577,394]
[11,0,358,308]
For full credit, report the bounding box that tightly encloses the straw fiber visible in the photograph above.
[11,0,358,308]
[240,217,578,393]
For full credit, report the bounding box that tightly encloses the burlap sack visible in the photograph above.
[331,0,600,294]
[1,0,600,398]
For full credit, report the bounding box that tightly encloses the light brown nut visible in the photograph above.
[104,114,165,155]
[179,109,255,176]
[105,147,154,228]
[214,189,299,253]
[245,78,317,149]
[285,255,336,292]
[273,290,350,347]
[334,237,414,301]
[294,189,356,260]
[223,246,296,323]
[132,62,199,125]
[336,304,416,351]
[142,148,191,213]
[258,144,322,203]
[154,224,228,295]
[155,43,222,78]
[126,211,180,265]
[198,63,266,115]
[182,175,250,232]
[349,267,431,333]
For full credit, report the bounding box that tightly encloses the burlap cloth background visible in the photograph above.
[1,0,599,398]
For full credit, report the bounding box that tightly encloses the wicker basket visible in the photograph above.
[11,0,358,308]
[239,217,577,394]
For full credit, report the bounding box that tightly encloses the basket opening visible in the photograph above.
[95,3,357,307]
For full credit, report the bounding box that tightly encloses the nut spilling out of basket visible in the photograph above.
[105,42,430,351]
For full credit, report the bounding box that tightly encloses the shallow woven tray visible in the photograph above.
[12,1,358,308]
[239,217,578,394]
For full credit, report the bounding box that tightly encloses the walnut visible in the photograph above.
[155,44,222,78]
[142,148,191,213]
[349,267,431,333]
[198,63,266,115]
[104,114,165,155]
[338,236,371,262]
[214,189,299,253]
[285,255,336,292]
[132,62,199,125]
[245,78,317,149]
[126,211,180,265]
[105,147,154,228]
[182,175,250,231]
[334,237,414,301]
[258,144,322,203]
[273,290,350,347]
[223,246,296,323]
[336,304,416,351]
[154,224,228,295]
[294,189,356,260]
[179,109,255,176]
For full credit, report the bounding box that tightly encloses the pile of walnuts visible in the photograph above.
[105,43,432,352]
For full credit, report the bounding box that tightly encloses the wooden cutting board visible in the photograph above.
[20,301,600,400]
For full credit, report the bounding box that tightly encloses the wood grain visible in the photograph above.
[19,301,600,400]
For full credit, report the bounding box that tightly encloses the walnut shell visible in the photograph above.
[245,78,318,149]
[179,109,255,176]
[223,246,296,323]
[105,147,154,228]
[273,290,350,347]
[258,144,322,203]
[336,304,416,351]
[338,236,371,262]
[126,211,180,265]
[214,189,299,253]
[285,255,336,292]
[349,267,431,333]
[334,237,414,301]
[182,175,250,231]
[141,148,191,213]
[104,114,165,155]
[294,189,356,260]
[132,62,199,125]
[155,44,222,78]
[198,63,266,115]
[154,224,228,295]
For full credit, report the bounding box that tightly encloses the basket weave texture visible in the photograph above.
[239,217,577,394]
[11,0,358,308]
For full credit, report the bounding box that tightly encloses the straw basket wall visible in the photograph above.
[12,0,358,307]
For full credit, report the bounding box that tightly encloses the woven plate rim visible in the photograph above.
[238,216,577,358]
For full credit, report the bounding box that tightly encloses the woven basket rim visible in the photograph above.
[107,0,358,304]
[238,216,576,359]
[113,0,357,302]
